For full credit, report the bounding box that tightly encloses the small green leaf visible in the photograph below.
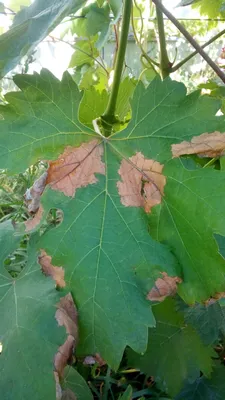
[127,299,214,397]
[62,367,93,399]
[72,2,111,48]
[192,0,225,17]
[69,39,99,68]
[79,77,136,128]
[79,88,109,128]
[119,385,132,400]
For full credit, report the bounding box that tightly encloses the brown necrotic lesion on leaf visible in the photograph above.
[24,172,48,213]
[39,250,65,288]
[147,272,182,302]
[24,139,105,230]
[204,291,225,305]
[54,294,78,398]
[24,205,44,232]
[24,172,47,232]
[117,152,166,213]
[47,139,105,197]
[83,353,106,367]
[172,131,225,158]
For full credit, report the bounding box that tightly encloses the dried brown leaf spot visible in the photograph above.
[24,172,47,213]
[83,353,106,366]
[55,335,75,380]
[47,139,105,197]
[39,250,65,288]
[117,152,166,213]
[25,205,44,232]
[172,131,225,158]
[204,292,225,305]
[56,293,78,340]
[147,272,182,302]
[54,294,78,381]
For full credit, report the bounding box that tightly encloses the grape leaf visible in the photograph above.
[79,77,136,128]
[79,87,109,128]
[0,0,87,78]
[192,0,225,17]
[176,362,225,400]
[127,299,214,397]
[69,38,99,68]
[72,2,111,48]
[119,385,132,400]
[177,298,225,345]
[2,70,225,368]
[62,366,93,399]
[0,70,178,368]
[0,234,66,399]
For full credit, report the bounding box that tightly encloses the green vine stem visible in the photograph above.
[101,0,132,135]
[152,0,225,84]
[171,28,225,72]
[155,0,171,79]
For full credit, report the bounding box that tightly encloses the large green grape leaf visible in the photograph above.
[0,233,66,399]
[176,362,225,400]
[2,70,225,368]
[0,0,87,78]
[127,299,214,397]
[0,70,179,368]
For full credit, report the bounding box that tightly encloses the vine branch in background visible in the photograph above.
[102,0,132,133]
[152,0,225,84]
[171,28,225,72]
[155,0,171,78]
[112,24,119,69]
[131,3,159,68]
